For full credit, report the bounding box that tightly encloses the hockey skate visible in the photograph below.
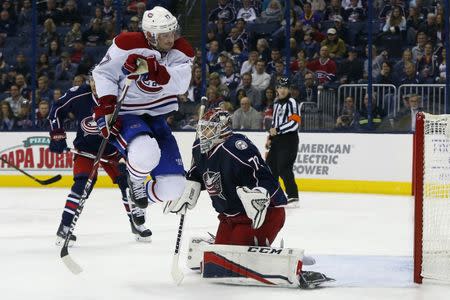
[299,271,335,289]
[55,222,77,247]
[130,221,152,242]
[131,205,146,226]
[287,197,300,208]
[127,175,148,208]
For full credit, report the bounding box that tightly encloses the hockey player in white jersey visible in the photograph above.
[92,6,194,211]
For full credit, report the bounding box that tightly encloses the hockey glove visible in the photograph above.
[236,186,270,230]
[145,55,170,85]
[49,128,67,154]
[93,95,117,139]
[163,180,202,215]
[122,53,147,77]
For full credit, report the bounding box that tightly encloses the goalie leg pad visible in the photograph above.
[201,244,304,287]
[186,235,215,271]
[215,207,285,246]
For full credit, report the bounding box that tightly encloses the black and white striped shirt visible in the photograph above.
[271,97,300,134]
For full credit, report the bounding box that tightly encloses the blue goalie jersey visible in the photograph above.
[187,133,287,215]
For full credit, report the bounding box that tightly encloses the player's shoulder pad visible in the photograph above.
[172,37,195,58]
[114,32,149,50]
[222,134,258,158]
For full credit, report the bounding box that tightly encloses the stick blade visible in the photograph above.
[171,264,184,285]
[61,247,83,275]
[38,174,62,185]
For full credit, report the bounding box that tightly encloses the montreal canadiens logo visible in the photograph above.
[81,116,100,135]
[135,75,163,94]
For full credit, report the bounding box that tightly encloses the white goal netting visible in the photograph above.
[420,113,450,282]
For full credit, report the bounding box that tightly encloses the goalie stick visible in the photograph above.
[171,96,207,285]
[60,60,149,274]
[0,156,62,185]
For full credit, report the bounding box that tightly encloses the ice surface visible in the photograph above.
[1,188,450,300]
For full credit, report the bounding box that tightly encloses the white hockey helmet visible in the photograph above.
[142,6,178,47]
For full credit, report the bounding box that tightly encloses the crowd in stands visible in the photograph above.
[0,0,448,133]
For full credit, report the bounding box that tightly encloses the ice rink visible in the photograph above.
[1,187,450,300]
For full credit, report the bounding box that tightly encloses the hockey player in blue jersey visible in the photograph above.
[48,78,152,245]
[164,109,333,289]
[164,109,287,245]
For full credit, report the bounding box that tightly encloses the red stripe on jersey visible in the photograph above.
[115,32,149,50]
[66,201,78,210]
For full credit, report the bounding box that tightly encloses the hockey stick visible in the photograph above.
[0,156,62,185]
[171,96,207,285]
[66,148,114,164]
[60,60,149,274]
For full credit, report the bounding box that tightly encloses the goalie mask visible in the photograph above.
[198,109,232,153]
[142,6,178,50]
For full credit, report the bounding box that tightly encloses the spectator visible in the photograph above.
[307,46,337,85]
[324,0,346,21]
[290,58,309,88]
[298,2,321,28]
[252,59,271,92]
[72,75,85,87]
[209,72,230,99]
[237,0,258,23]
[55,52,78,81]
[412,31,428,61]
[0,10,16,38]
[39,0,62,25]
[64,23,82,47]
[37,53,53,79]
[394,94,423,132]
[237,73,262,109]
[18,0,32,26]
[15,100,33,130]
[375,61,395,84]
[209,0,236,24]
[256,0,282,24]
[187,66,202,103]
[343,0,366,45]
[406,6,422,46]
[380,5,406,58]
[363,45,386,81]
[266,48,282,75]
[53,89,63,102]
[321,28,347,60]
[70,39,86,64]
[416,42,436,83]
[35,100,51,130]
[355,93,387,131]
[335,96,356,131]
[220,60,240,92]
[399,61,421,85]
[224,27,244,52]
[299,72,318,103]
[102,0,115,22]
[256,38,270,63]
[4,84,27,117]
[418,13,438,45]
[393,48,414,79]
[40,18,59,49]
[300,31,320,61]
[272,8,298,49]
[232,96,262,129]
[240,50,258,75]
[48,39,62,67]
[235,88,247,104]
[0,100,15,130]
[14,74,31,100]
[262,87,275,130]
[82,18,107,47]
[13,53,30,79]
[37,76,53,103]
[206,40,220,71]
[61,0,82,26]
[128,16,140,32]
[230,43,247,70]
[234,18,249,51]
[270,60,285,87]
[135,2,146,20]
[205,85,224,109]
[435,48,446,83]
[337,47,363,84]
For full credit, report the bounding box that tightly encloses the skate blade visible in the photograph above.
[135,235,152,243]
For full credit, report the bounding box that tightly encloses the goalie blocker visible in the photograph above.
[197,244,333,289]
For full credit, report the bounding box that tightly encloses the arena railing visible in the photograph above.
[397,84,447,115]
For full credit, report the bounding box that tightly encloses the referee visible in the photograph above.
[266,77,300,205]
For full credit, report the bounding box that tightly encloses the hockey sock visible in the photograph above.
[61,192,81,226]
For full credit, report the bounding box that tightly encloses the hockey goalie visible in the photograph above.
[164,109,334,289]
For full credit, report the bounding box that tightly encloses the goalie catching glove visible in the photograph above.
[163,180,201,215]
[236,186,270,230]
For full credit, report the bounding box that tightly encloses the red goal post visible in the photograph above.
[413,112,450,284]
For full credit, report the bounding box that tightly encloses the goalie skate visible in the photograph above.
[55,222,77,247]
[130,221,152,242]
[299,271,335,289]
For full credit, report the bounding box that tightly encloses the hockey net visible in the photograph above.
[414,112,450,284]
